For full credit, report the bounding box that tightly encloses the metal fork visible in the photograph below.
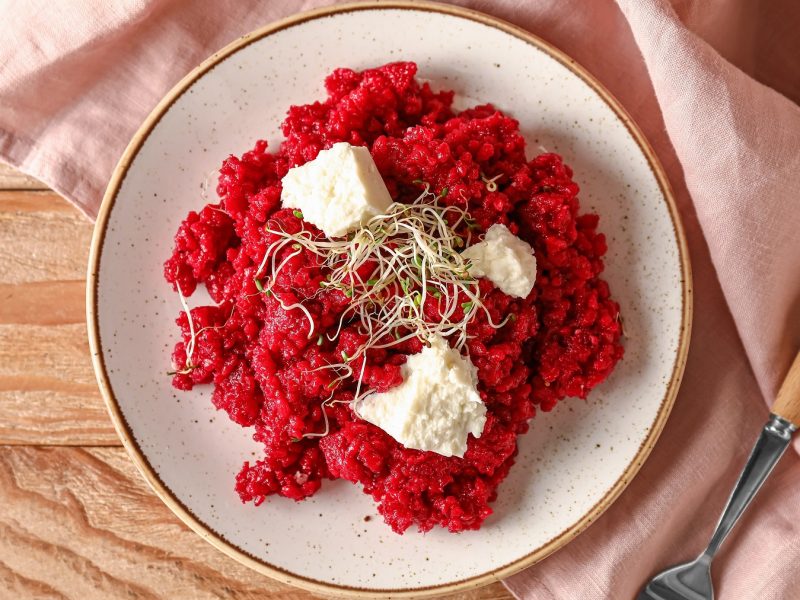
[638,352,800,600]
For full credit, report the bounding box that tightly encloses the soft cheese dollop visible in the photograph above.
[461,224,537,298]
[280,142,393,237]
[356,335,486,458]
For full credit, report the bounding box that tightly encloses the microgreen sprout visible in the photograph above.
[168,286,234,376]
[481,172,503,193]
[252,181,510,412]
[298,394,335,439]
[293,210,304,219]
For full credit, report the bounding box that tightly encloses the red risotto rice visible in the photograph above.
[164,62,623,534]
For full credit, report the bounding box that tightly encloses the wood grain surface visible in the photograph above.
[773,351,800,427]
[0,163,45,190]
[0,169,514,599]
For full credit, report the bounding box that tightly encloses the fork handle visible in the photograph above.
[701,352,800,559]
[772,351,800,427]
[702,414,795,559]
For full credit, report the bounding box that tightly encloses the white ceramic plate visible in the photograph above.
[88,2,691,597]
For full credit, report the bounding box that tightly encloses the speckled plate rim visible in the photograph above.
[87,2,693,597]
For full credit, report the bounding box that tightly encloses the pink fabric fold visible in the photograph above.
[618,0,800,414]
[2,1,798,598]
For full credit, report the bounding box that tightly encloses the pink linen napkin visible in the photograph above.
[2,1,799,598]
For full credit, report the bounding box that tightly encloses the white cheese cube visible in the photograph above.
[355,335,486,458]
[280,142,393,237]
[461,224,537,298]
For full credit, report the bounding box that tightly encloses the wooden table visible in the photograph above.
[0,163,512,599]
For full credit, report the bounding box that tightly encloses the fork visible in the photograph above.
[638,351,800,600]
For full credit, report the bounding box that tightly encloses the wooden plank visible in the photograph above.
[0,191,92,284]
[0,192,114,445]
[0,281,117,444]
[0,389,117,447]
[0,321,117,445]
[0,163,47,190]
[0,190,77,213]
[0,281,85,326]
[0,446,513,599]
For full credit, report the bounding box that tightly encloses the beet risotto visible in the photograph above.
[164,62,623,534]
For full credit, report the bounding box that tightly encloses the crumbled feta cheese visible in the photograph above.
[355,335,486,458]
[461,224,537,298]
[280,142,393,237]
